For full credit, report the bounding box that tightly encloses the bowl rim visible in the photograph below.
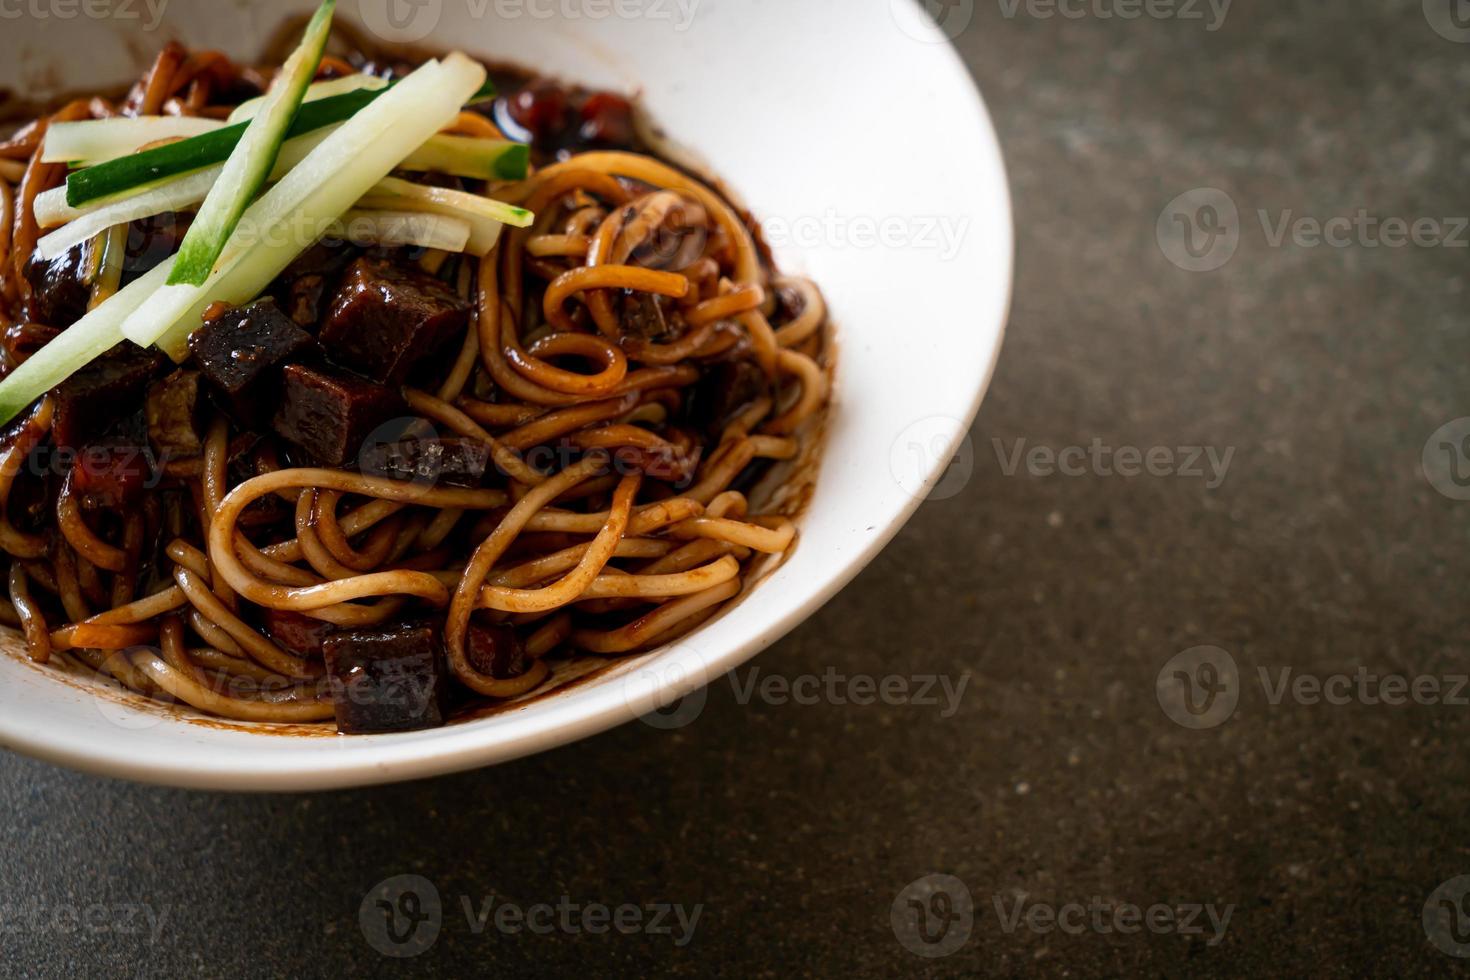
[0,17,1013,791]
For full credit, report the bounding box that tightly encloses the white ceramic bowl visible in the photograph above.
[0,0,1011,790]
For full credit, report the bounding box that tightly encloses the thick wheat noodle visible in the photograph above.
[401,387,545,485]
[543,265,689,334]
[111,512,147,607]
[522,495,702,536]
[136,43,185,115]
[527,234,591,258]
[189,610,246,657]
[530,151,780,373]
[51,542,89,622]
[766,349,829,435]
[202,416,238,605]
[82,584,188,625]
[57,478,127,572]
[488,537,672,589]
[135,620,334,722]
[0,398,52,559]
[526,614,572,658]
[670,515,796,554]
[637,538,742,577]
[436,315,480,401]
[498,395,635,451]
[9,563,50,663]
[445,457,626,695]
[618,319,721,366]
[48,621,155,652]
[455,398,546,428]
[0,120,40,158]
[484,554,739,609]
[207,468,509,611]
[172,564,322,679]
[570,578,742,654]
[13,102,90,304]
[0,179,12,295]
[773,277,827,347]
[187,646,280,682]
[295,490,363,581]
[313,491,403,571]
[512,330,629,395]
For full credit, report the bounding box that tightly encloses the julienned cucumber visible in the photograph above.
[65,80,499,208]
[166,0,336,286]
[226,74,386,124]
[0,261,172,426]
[121,54,490,359]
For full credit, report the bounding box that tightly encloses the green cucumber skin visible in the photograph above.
[66,80,498,207]
[494,143,531,181]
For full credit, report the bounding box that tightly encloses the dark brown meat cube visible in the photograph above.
[319,257,469,384]
[323,624,449,734]
[23,241,94,329]
[145,370,204,457]
[272,240,360,329]
[272,364,403,466]
[687,358,770,440]
[261,608,334,660]
[69,443,153,508]
[1,322,59,368]
[121,212,191,287]
[359,437,490,488]
[52,343,168,449]
[465,618,530,679]
[188,298,316,424]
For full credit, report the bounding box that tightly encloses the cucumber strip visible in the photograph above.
[167,0,336,285]
[370,176,533,227]
[123,54,490,359]
[34,128,339,252]
[42,116,225,165]
[227,73,386,124]
[333,210,472,252]
[0,261,172,425]
[65,79,497,208]
[399,135,530,181]
[356,195,504,255]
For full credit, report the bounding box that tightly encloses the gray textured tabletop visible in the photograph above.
[5,1,1469,976]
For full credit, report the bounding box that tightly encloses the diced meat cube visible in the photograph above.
[23,241,94,329]
[686,358,770,440]
[145,370,204,457]
[465,618,530,679]
[319,257,469,384]
[1,322,59,372]
[272,364,403,466]
[70,443,153,508]
[188,298,315,424]
[322,623,449,734]
[358,436,490,488]
[261,608,334,660]
[52,342,168,449]
[121,212,191,287]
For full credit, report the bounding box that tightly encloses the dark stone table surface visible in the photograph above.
[4,1,1468,976]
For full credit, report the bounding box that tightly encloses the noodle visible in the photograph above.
[0,42,832,733]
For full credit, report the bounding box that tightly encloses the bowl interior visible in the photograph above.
[0,0,1012,789]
